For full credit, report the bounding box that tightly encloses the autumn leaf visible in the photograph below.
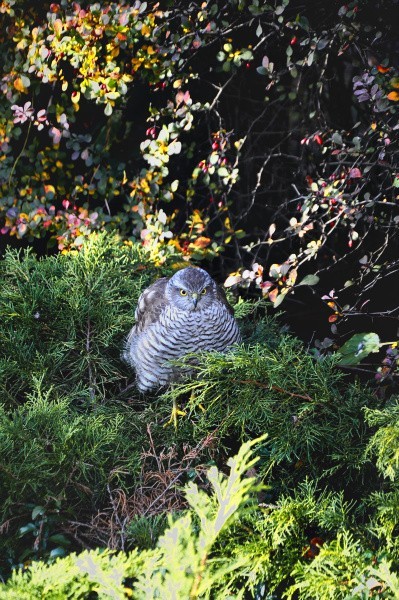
[191,236,211,249]
[387,91,399,101]
[268,287,279,303]
[14,77,27,93]
[44,185,56,197]
[53,19,63,36]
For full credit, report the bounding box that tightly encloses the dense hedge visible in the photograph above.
[0,235,399,597]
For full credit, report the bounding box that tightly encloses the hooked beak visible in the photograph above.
[192,292,198,309]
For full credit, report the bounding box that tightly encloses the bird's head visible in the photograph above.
[166,267,217,312]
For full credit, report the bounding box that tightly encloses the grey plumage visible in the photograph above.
[123,267,241,392]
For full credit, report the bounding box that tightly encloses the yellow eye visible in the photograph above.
[201,288,207,295]
[180,289,187,296]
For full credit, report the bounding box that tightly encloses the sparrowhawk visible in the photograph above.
[123,267,241,397]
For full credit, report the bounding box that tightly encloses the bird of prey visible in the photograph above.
[123,266,241,424]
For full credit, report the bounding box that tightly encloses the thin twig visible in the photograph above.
[233,379,314,402]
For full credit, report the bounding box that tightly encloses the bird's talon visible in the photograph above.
[163,405,186,429]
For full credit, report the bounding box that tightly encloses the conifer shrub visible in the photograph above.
[0,233,162,406]
[1,234,399,596]
[163,341,379,487]
[1,438,399,599]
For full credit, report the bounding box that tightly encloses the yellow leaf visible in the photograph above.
[13,77,27,93]
[141,24,151,36]
[44,185,55,195]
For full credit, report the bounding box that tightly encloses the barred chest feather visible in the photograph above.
[132,302,240,391]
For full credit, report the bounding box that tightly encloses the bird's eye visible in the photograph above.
[180,289,187,296]
[201,288,207,295]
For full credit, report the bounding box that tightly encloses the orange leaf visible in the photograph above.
[387,91,399,101]
[377,65,390,73]
[44,185,56,196]
[268,287,279,303]
[191,236,211,249]
[13,77,27,93]
[53,19,63,36]
[328,314,339,323]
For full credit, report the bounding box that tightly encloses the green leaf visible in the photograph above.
[18,523,37,537]
[104,103,113,116]
[49,534,71,546]
[273,293,286,308]
[49,547,66,559]
[241,50,253,60]
[332,132,343,145]
[20,74,31,88]
[297,274,320,286]
[32,505,45,520]
[337,332,380,365]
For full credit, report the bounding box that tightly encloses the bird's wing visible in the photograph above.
[133,276,170,334]
[215,284,235,315]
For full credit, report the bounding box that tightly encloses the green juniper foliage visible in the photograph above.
[1,235,399,597]
[2,439,399,599]
[163,343,378,484]
[0,233,161,405]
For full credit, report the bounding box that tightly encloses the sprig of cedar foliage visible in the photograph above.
[0,437,265,599]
